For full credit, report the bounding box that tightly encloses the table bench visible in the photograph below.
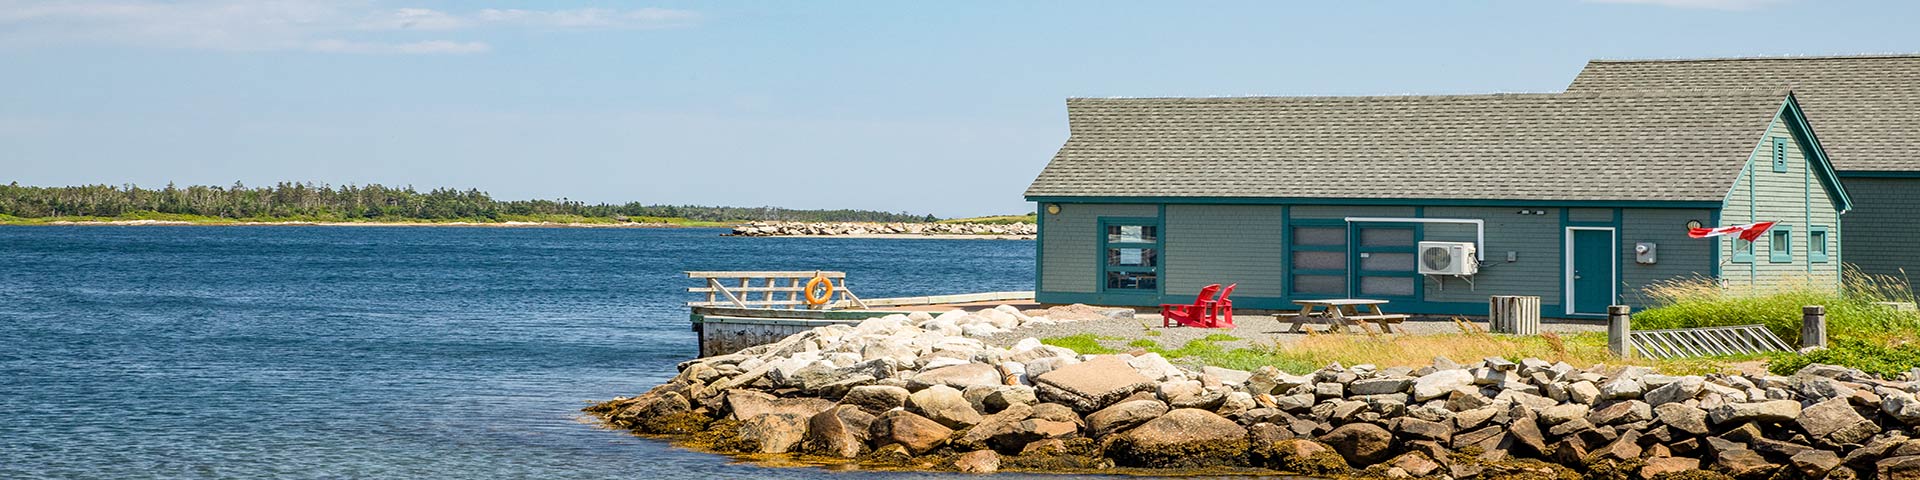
[1281,299,1409,334]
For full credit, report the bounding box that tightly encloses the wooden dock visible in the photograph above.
[684,271,1033,357]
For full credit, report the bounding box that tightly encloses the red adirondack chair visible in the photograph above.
[1161,284,1221,328]
[1204,283,1237,328]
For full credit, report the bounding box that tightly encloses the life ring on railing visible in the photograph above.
[803,275,834,306]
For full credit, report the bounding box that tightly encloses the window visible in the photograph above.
[1810,226,1830,263]
[1732,237,1755,263]
[1101,221,1159,292]
[1290,224,1347,296]
[1772,136,1789,173]
[1769,225,1793,263]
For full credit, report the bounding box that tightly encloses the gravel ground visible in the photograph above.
[982,312,1608,352]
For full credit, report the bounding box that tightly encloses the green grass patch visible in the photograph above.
[1040,334,1122,355]
[1768,338,1920,377]
[1633,271,1920,375]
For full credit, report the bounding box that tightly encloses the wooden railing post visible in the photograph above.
[1802,305,1828,349]
[1608,305,1633,359]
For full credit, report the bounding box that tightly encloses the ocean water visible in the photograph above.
[0,226,1044,479]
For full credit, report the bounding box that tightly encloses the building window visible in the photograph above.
[1769,225,1793,263]
[1772,136,1789,173]
[1290,224,1348,296]
[1732,237,1754,263]
[1810,226,1830,263]
[1102,221,1159,292]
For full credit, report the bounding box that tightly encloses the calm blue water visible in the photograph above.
[0,226,1037,479]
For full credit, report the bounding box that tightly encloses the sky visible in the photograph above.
[3,0,1919,217]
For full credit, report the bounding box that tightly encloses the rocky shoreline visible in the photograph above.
[588,306,1920,479]
[728,221,1037,239]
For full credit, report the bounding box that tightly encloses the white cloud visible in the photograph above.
[1582,0,1787,10]
[0,1,697,54]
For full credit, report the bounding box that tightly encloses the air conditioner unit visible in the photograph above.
[1418,241,1479,276]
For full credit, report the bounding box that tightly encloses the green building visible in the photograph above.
[1024,90,1850,319]
[1567,54,1920,296]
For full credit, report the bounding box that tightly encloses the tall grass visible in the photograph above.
[1633,268,1920,345]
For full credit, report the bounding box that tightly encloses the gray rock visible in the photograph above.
[953,449,1000,473]
[1351,377,1413,396]
[1599,377,1643,400]
[909,363,1002,390]
[1709,399,1801,425]
[1412,369,1474,402]
[1319,422,1396,466]
[1109,409,1249,468]
[1883,388,1920,425]
[1644,376,1704,406]
[1275,393,1315,412]
[1790,450,1843,478]
[803,405,876,458]
[1799,397,1881,447]
[1654,403,1710,436]
[840,385,910,414]
[982,385,1038,413]
[909,384,983,429]
[1393,417,1452,443]
[1086,399,1169,438]
[737,412,810,453]
[1032,356,1155,412]
[1202,366,1252,385]
[1315,382,1344,399]
[1587,400,1653,426]
[1567,381,1601,405]
[1538,404,1589,425]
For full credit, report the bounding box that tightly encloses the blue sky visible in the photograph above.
[3,0,1917,217]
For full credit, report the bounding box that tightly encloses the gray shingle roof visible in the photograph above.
[1025,91,1789,202]
[1567,54,1920,172]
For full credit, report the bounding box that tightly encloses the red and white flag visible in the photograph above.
[1688,221,1776,241]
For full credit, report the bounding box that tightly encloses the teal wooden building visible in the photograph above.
[1024,90,1851,318]
[1566,54,1920,296]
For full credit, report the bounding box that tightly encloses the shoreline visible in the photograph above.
[7,219,714,228]
[733,233,1034,240]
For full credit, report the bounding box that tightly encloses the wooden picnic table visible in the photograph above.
[1282,298,1409,334]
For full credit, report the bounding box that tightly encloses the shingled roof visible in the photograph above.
[1025,91,1793,203]
[1568,54,1920,172]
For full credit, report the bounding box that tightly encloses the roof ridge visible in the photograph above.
[1588,52,1920,64]
[1066,89,1788,103]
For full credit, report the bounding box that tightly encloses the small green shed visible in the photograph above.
[1024,90,1851,318]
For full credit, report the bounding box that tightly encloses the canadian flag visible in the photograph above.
[1688,221,1777,241]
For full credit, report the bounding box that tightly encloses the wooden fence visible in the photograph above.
[687,271,868,309]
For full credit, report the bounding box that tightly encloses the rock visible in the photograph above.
[1203,366,1252,385]
[1509,412,1549,455]
[952,449,1000,473]
[1388,452,1441,477]
[841,385,910,415]
[1584,428,1642,462]
[1645,376,1704,406]
[1350,377,1413,396]
[1800,397,1881,448]
[952,403,1032,451]
[982,386,1038,413]
[1315,382,1344,399]
[1538,404,1590,425]
[803,405,875,458]
[1257,438,1348,475]
[1033,356,1156,412]
[1108,409,1249,468]
[1412,369,1474,401]
[1884,389,1920,425]
[870,410,954,455]
[1087,399,1170,438]
[1655,403,1711,436]
[1393,417,1452,444]
[1028,403,1082,426]
[1716,448,1778,478]
[909,384,983,429]
[1587,400,1653,426]
[737,413,809,454]
[1599,377,1643,400]
[1454,406,1498,431]
[1319,422,1396,466]
[1709,399,1801,425]
[1882,455,1920,480]
[910,363,1002,390]
[1791,450,1844,478]
[1275,393,1315,412]
[1127,353,1186,382]
[1567,381,1601,405]
[1640,456,1701,478]
[727,389,835,420]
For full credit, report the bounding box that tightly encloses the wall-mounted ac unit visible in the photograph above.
[1419,241,1479,276]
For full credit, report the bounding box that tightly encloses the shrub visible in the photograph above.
[1768,337,1920,377]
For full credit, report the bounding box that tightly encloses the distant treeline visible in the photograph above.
[0,182,936,223]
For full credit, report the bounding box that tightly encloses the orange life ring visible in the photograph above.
[804,275,833,306]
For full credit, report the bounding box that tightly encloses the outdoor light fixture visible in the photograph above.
[1046,204,1061,215]
[1687,220,1703,230]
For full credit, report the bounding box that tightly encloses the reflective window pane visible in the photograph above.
[1108,248,1157,267]
[1360,277,1416,297]
[1360,228,1415,247]
[1292,275,1345,295]
[1106,271,1158,290]
[1293,227,1346,246]
[1107,225,1157,243]
[1292,251,1346,271]
[1361,253,1416,272]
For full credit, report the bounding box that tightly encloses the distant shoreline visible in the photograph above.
[4,219,713,228]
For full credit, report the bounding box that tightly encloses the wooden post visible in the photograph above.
[1802,305,1828,349]
[1608,305,1633,359]
[1489,295,1541,335]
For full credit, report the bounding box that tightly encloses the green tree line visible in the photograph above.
[0,182,936,223]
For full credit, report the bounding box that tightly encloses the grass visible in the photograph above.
[0,211,729,227]
[1043,327,1750,376]
[936,214,1036,225]
[1633,270,1920,375]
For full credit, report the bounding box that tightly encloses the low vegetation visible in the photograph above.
[935,214,1036,225]
[1634,269,1920,376]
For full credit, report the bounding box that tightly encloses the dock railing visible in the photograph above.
[686,271,868,309]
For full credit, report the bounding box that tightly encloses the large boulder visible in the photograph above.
[1587,400,1653,426]
[870,410,955,455]
[1256,438,1349,475]
[1087,399,1170,438]
[1412,369,1474,401]
[1799,397,1881,448]
[1033,356,1156,412]
[953,449,1000,474]
[802,405,875,458]
[909,363,1003,390]
[1319,422,1396,466]
[1644,376,1704,406]
[840,385,910,415]
[908,384,983,429]
[1709,399,1801,425]
[1107,409,1250,468]
[726,389,835,420]
[737,413,809,454]
[1655,403,1711,436]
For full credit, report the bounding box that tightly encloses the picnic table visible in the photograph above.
[1281,298,1410,334]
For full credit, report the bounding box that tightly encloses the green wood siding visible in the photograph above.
[1422,207,1563,303]
[1839,177,1920,296]
[1620,208,1716,306]
[1290,205,1414,219]
[1721,114,1842,290]
[1568,208,1613,223]
[1163,205,1286,298]
[1039,203,1157,293]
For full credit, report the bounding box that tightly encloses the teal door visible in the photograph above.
[1570,229,1615,315]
